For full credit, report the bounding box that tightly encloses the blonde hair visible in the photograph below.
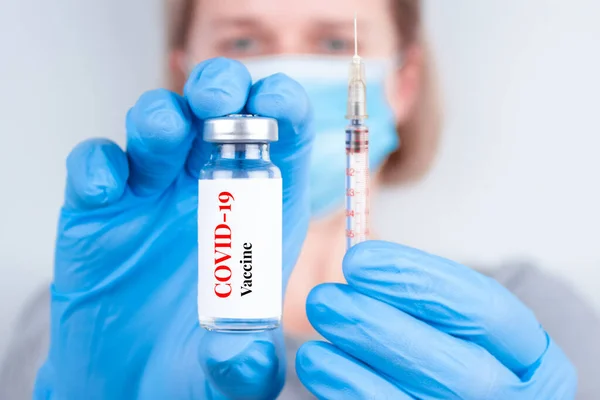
[166,0,442,184]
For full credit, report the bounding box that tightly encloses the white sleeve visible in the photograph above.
[0,287,50,400]
[490,263,600,400]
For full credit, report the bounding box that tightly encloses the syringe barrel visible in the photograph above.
[345,120,370,249]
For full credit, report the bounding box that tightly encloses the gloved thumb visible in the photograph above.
[199,330,285,399]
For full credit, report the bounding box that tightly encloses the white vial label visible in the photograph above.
[197,178,282,320]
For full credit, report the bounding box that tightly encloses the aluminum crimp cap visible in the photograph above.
[203,114,278,143]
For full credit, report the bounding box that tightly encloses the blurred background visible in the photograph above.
[0,0,598,359]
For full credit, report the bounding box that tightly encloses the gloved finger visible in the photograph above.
[518,337,578,399]
[343,240,549,377]
[184,57,252,176]
[306,283,521,400]
[296,341,414,400]
[246,72,314,284]
[126,89,193,196]
[199,329,285,399]
[64,138,129,210]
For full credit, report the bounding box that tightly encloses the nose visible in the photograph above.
[267,25,315,55]
[272,36,306,55]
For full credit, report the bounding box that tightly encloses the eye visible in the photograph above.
[231,37,257,51]
[219,36,261,55]
[319,37,353,54]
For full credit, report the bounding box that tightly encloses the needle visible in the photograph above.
[354,12,358,57]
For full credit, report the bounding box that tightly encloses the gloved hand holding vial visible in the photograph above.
[33,58,314,399]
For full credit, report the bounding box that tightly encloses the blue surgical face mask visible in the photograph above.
[220,56,401,218]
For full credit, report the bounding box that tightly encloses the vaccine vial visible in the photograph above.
[197,114,282,332]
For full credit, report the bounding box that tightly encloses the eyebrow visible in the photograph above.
[210,18,361,31]
[313,21,358,30]
[210,18,262,29]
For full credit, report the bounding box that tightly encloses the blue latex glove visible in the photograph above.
[297,241,578,399]
[34,57,313,399]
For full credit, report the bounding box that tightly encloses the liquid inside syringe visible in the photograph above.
[345,121,370,248]
[345,13,370,249]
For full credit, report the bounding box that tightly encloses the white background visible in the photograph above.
[1,0,599,359]
[376,0,600,312]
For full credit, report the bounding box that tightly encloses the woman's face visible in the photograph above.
[186,0,399,62]
[173,0,424,191]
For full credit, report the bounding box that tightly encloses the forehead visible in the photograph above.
[196,0,393,26]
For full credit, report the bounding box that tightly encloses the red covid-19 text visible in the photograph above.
[213,191,235,298]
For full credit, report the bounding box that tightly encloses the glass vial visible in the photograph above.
[197,114,282,332]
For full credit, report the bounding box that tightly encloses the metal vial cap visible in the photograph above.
[203,114,278,143]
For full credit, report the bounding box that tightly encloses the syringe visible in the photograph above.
[345,13,370,250]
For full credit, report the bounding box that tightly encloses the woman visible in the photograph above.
[1,0,598,398]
